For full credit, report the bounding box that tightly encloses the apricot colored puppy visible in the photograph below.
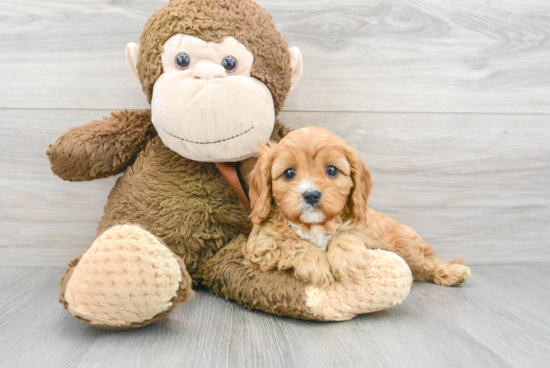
[245,127,471,288]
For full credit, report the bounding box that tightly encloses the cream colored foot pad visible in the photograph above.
[305,250,413,321]
[65,225,182,327]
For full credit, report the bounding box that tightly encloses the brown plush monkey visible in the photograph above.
[47,0,412,330]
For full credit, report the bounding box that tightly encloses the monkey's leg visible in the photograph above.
[60,225,194,330]
[200,236,412,321]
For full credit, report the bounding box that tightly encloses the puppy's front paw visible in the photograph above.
[328,244,372,282]
[292,251,335,288]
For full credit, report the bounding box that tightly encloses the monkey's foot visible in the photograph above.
[304,249,412,321]
[61,225,194,330]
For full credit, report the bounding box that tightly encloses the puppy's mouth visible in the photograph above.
[299,205,326,224]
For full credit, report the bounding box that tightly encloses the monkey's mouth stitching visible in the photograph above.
[163,126,254,145]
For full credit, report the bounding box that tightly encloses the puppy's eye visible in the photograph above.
[326,165,338,177]
[175,52,191,70]
[222,55,238,72]
[283,168,296,180]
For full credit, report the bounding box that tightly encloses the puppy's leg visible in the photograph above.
[390,224,470,286]
[327,233,372,282]
[368,209,470,286]
[416,256,471,286]
[244,231,334,287]
[288,246,335,288]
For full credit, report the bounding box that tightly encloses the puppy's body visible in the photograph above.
[245,127,470,287]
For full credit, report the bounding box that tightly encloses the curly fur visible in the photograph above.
[245,127,471,287]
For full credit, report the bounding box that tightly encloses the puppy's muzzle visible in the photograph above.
[302,190,322,206]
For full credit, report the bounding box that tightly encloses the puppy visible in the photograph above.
[244,127,471,288]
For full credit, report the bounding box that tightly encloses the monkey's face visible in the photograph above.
[127,0,303,162]
[137,35,279,162]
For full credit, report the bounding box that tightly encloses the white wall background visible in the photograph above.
[1,0,549,266]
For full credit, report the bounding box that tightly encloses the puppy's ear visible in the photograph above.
[248,144,275,225]
[346,148,373,223]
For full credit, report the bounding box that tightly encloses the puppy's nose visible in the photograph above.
[303,190,322,206]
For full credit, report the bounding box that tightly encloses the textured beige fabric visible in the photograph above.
[125,42,140,81]
[288,46,303,91]
[151,34,275,162]
[305,250,413,321]
[64,225,183,327]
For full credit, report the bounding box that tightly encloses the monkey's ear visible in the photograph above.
[289,47,303,91]
[125,42,141,82]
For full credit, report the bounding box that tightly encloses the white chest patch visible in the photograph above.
[286,221,333,251]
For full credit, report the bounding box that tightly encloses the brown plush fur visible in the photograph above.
[138,0,292,114]
[47,0,414,329]
[51,114,322,328]
[50,116,290,271]
[47,110,155,181]
[199,236,321,320]
[245,128,471,287]
[47,0,315,329]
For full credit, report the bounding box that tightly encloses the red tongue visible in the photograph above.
[214,162,252,213]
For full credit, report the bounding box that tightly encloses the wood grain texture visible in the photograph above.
[1,265,549,368]
[1,1,548,366]
[0,0,549,112]
[0,109,548,266]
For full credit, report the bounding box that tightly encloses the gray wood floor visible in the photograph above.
[1,0,550,367]
[1,265,549,368]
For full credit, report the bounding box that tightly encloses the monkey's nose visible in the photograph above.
[303,190,322,206]
[193,63,226,79]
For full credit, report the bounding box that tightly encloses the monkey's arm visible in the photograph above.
[47,110,154,181]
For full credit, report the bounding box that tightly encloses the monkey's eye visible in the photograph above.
[221,55,238,72]
[175,52,190,70]
[326,166,338,177]
[283,168,296,180]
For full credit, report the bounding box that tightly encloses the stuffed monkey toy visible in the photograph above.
[47,0,412,330]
